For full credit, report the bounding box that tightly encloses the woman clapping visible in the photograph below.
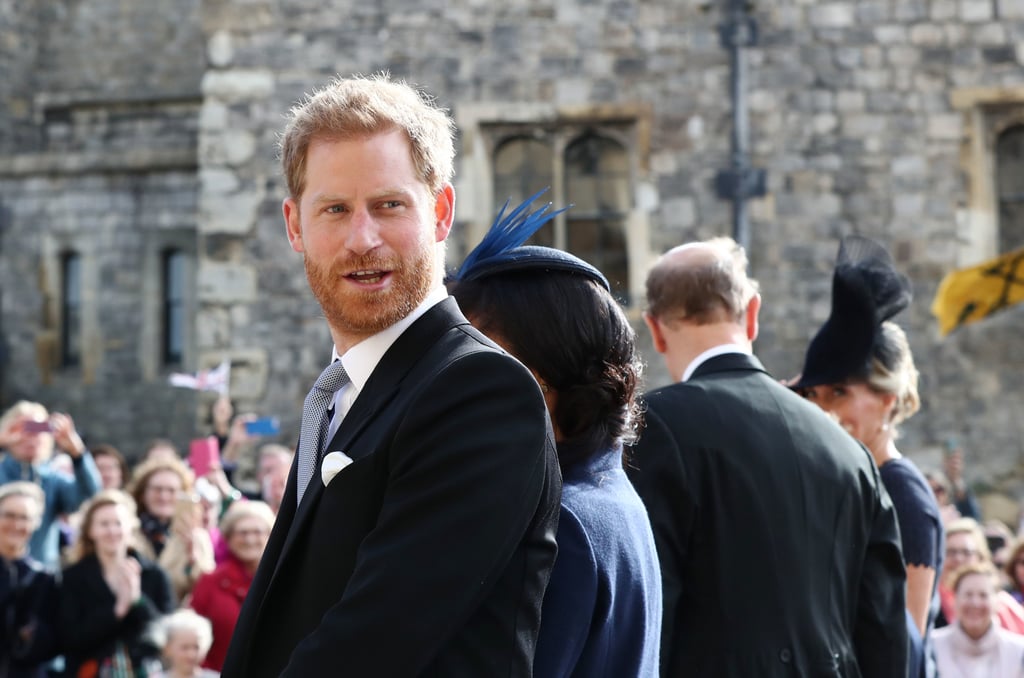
[58,489,175,678]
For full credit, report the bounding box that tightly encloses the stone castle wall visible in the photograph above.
[1,0,1023,493]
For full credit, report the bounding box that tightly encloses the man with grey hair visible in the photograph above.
[629,237,908,677]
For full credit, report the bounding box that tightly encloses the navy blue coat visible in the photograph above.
[534,444,662,677]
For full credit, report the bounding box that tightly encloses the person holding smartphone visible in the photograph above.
[0,400,101,568]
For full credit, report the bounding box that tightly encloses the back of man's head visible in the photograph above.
[646,237,759,326]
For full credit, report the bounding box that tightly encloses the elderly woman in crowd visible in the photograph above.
[129,457,215,602]
[0,482,59,677]
[933,563,1024,677]
[0,400,101,568]
[939,517,1024,633]
[448,193,662,678]
[152,609,220,678]
[58,489,175,677]
[190,500,275,671]
[792,236,944,678]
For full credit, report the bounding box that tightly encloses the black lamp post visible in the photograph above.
[714,0,766,251]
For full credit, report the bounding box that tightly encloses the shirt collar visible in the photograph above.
[333,285,449,392]
[681,343,750,382]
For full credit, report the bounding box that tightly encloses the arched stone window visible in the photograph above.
[489,130,632,302]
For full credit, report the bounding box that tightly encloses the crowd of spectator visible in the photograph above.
[0,398,286,677]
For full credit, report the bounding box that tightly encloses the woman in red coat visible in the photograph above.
[189,500,275,671]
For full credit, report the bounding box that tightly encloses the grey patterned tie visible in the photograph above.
[296,360,350,505]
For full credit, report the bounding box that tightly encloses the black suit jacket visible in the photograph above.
[629,353,907,678]
[222,298,561,678]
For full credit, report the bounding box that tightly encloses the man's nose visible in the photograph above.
[345,208,383,254]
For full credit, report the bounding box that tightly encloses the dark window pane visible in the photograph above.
[61,253,81,367]
[493,136,554,213]
[997,125,1024,252]
[163,250,185,365]
[564,134,631,302]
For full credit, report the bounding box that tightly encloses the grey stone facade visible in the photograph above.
[2,0,1023,499]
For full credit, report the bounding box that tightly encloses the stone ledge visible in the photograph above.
[0,149,197,176]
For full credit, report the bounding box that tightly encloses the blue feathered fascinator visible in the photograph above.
[453,188,610,290]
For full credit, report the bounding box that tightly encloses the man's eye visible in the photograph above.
[381,200,402,209]
[326,205,347,214]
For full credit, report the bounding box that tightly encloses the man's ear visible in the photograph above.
[433,184,455,242]
[745,294,761,343]
[283,197,304,253]
[644,312,668,354]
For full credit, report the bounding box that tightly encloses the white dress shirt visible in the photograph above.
[325,285,449,442]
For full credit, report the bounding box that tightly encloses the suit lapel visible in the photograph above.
[269,297,470,584]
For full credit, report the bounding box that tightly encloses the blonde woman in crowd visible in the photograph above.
[933,563,1024,678]
[58,489,175,677]
[129,457,215,602]
[793,237,943,678]
[939,517,1024,633]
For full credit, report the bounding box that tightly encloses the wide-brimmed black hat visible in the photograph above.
[791,235,911,389]
[451,189,610,290]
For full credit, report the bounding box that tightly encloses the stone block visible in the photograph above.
[909,23,945,46]
[809,4,855,27]
[927,114,963,140]
[200,188,264,235]
[197,262,258,303]
[874,25,907,44]
[998,0,1024,17]
[208,30,234,68]
[836,90,866,112]
[960,0,994,21]
[931,0,959,18]
[201,70,275,102]
[201,129,257,167]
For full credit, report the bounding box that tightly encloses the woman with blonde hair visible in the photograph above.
[793,236,944,678]
[933,562,1024,678]
[58,489,175,678]
[938,517,1024,633]
[129,457,215,602]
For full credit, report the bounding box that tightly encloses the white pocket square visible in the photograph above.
[321,451,354,486]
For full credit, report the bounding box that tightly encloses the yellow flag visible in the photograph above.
[932,247,1024,336]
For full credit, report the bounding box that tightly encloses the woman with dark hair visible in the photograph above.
[449,193,661,677]
[90,444,129,490]
[58,489,175,678]
[792,236,944,678]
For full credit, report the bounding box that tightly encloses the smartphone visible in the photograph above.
[244,417,281,436]
[22,420,53,434]
[188,437,221,478]
[173,492,201,529]
[987,535,1007,554]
